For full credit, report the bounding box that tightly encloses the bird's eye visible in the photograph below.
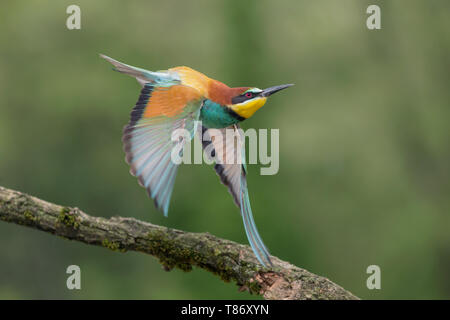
[245,92,252,98]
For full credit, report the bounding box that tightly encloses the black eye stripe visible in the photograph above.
[232,95,248,104]
[231,91,257,104]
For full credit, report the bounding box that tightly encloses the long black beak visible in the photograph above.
[261,84,294,97]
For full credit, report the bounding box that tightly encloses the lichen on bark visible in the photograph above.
[0,185,358,300]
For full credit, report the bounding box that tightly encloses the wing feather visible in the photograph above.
[200,124,272,266]
[121,83,202,216]
[102,55,204,216]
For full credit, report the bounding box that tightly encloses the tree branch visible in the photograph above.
[0,185,358,300]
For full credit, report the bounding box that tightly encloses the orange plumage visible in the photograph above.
[144,85,202,118]
[169,66,248,106]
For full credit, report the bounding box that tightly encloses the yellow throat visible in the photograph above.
[230,97,267,119]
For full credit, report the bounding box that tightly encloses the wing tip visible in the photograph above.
[99,53,117,65]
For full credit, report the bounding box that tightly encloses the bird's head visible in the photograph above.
[229,84,294,119]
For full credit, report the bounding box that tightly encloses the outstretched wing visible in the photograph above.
[200,125,272,266]
[123,84,202,216]
[101,55,203,216]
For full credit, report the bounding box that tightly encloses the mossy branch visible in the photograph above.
[0,185,358,300]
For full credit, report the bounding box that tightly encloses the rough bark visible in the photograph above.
[0,185,358,300]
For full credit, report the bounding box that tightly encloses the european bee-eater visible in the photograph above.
[101,54,292,266]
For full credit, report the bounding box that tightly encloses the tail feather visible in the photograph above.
[240,177,272,267]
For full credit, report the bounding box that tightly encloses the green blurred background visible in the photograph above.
[0,0,449,299]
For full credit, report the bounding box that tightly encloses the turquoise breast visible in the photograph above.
[200,99,241,128]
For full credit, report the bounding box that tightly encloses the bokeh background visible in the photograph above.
[0,0,449,299]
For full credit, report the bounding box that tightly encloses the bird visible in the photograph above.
[100,54,293,267]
